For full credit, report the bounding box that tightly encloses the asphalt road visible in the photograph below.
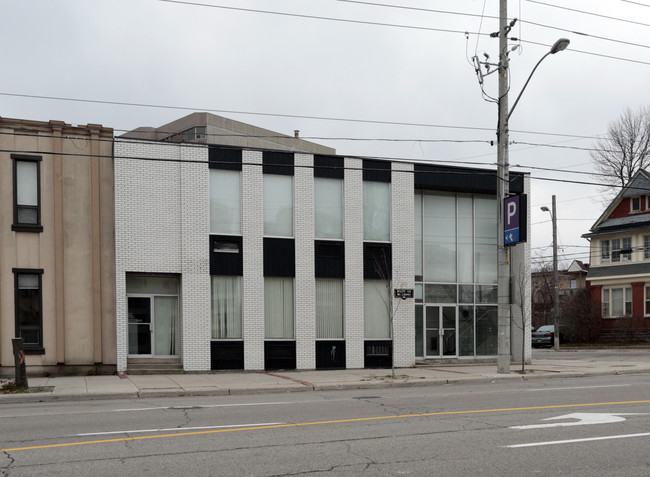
[2,372,650,476]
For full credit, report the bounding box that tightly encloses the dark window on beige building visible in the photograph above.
[12,154,42,232]
[13,269,44,353]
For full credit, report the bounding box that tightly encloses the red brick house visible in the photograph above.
[583,170,650,342]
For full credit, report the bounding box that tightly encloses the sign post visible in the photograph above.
[504,194,527,246]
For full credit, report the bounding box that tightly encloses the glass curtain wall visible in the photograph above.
[414,192,498,357]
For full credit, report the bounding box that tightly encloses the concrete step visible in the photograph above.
[127,358,183,375]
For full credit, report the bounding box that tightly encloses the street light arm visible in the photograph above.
[507,51,551,122]
[506,38,569,122]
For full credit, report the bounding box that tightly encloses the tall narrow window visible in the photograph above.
[601,240,610,263]
[621,237,632,261]
[12,155,42,232]
[316,279,343,338]
[363,181,390,241]
[264,278,294,338]
[210,170,241,234]
[644,236,650,260]
[315,178,343,239]
[611,238,621,262]
[14,269,44,352]
[264,175,293,237]
[364,280,390,338]
[211,276,242,338]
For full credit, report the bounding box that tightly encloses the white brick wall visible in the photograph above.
[114,140,208,372]
[115,142,528,372]
[391,162,415,368]
[242,151,265,370]
[294,154,316,369]
[344,158,365,368]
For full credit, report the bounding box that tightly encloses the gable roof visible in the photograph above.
[583,169,650,237]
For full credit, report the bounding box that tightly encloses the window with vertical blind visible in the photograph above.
[364,280,390,338]
[210,169,241,234]
[264,175,293,237]
[211,276,242,339]
[316,279,343,338]
[264,277,294,339]
[363,181,390,241]
[12,154,42,232]
[315,178,343,239]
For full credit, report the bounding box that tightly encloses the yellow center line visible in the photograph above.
[3,399,650,452]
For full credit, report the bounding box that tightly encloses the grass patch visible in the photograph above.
[0,380,52,394]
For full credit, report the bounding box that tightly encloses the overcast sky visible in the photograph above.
[3,0,649,268]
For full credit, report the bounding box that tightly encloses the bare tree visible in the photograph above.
[511,264,532,373]
[371,249,401,379]
[591,106,650,196]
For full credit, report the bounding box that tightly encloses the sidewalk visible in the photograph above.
[2,352,650,404]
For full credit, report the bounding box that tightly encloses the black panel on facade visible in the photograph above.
[363,159,391,182]
[315,240,345,278]
[263,151,294,175]
[210,235,243,276]
[264,341,296,370]
[363,243,392,279]
[208,146,242,170]
[314,155,344,179]
[210,341,244,370]
[264,238,295,277]
[315,340,346,369]
[414,164,525,194]
[364,340,392,368]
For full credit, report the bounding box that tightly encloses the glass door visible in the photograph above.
[128,297,152,355]
[425,305,457,358]
[128,295,179,357]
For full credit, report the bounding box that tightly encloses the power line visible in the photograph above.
[157,0,484,36]
[156,0,650,65]
[526,0,650,28]
[0,92,603,141]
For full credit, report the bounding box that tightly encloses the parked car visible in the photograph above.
[532,325,555,348]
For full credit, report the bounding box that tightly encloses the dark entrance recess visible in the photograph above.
[210,341,244,370]
[264,341,296,370]
[364,340,392,368]
[315,341,346,369]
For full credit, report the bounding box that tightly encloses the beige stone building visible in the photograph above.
[0,117,116,375]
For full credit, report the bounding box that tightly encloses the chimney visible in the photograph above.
[294,130,300,138]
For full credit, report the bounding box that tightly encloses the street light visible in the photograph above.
[496,26,570,373]
[541,196,560,351]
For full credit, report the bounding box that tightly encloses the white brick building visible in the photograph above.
[114,129,531,373]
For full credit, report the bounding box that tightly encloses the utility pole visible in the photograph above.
[496,0,511,374]
[551,195,559,351]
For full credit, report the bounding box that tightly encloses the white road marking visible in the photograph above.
[76,422,283,436]
[510,412,643,430]
[112,401,294,412]
[505,432,650,448]
[527,384,631,392]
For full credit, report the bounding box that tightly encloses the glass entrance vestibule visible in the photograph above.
[127,275,180,357]
[414,191,499,358]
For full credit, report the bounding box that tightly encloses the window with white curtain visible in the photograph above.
[210,170,241,234]
[315,178,343,239]
[316,279,343,338]
[363,181,390,241]
[211,276,242,339]
[264,277,294,339]
[602,286,632,318]
[364,280,390,338]
[264,175,293,236]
